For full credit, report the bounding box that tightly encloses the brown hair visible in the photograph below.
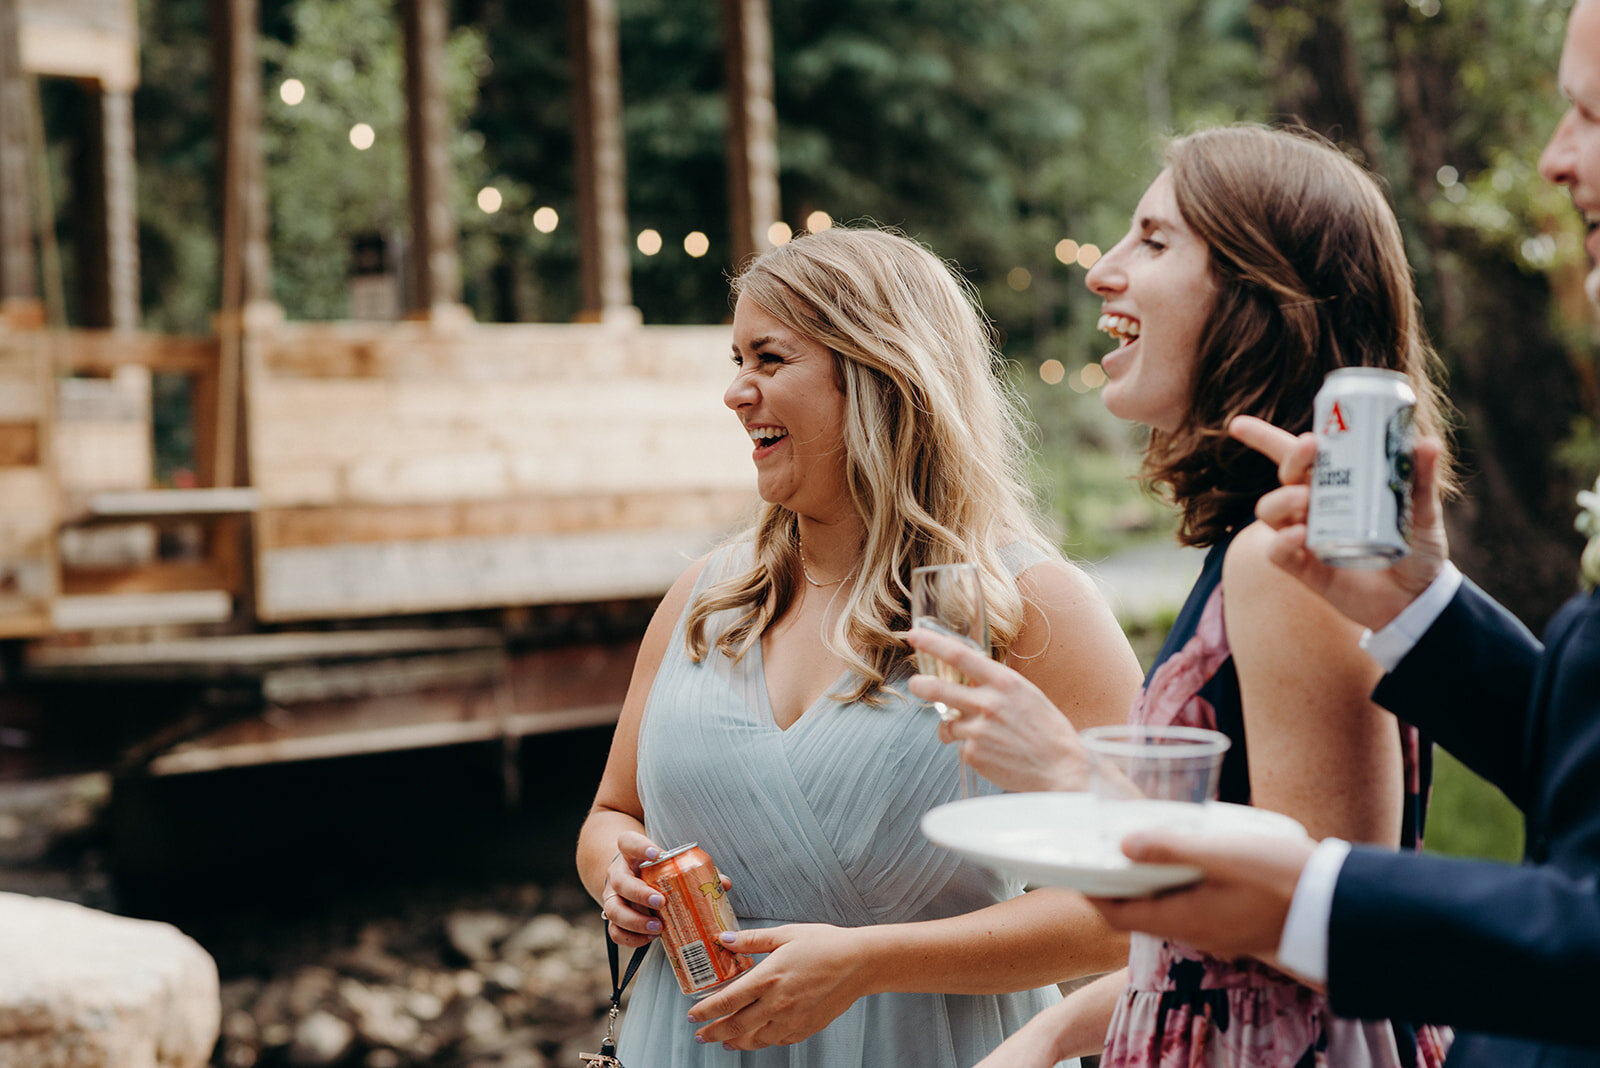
[1143,124,1454,546]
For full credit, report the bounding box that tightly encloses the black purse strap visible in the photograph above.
[609,930,651,1011]
[596,932,650,1059]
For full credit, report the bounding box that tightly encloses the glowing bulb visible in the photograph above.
[349,123,375,150]
[477,187,503,214]
[683,231,710,258]
[637,228,663,256]
[280,79,305,106]
[805,210,833,232]
[767,221,793,246]
[532,207,559,233]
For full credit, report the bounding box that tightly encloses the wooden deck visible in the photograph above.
[0,318,754,774]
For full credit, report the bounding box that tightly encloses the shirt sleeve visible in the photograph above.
[1274,837,1352,985]
[1356,563,1463,672]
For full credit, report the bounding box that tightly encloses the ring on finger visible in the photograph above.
[937,704,962,723]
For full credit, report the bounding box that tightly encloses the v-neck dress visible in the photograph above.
[618,541,1077,1067]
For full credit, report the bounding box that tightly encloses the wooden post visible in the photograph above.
[0,0,37,323]
[402,0,468,323]
[79,85,140,330]
[722,0,779,272]
[213,0,272,495]
[568,0,636,324]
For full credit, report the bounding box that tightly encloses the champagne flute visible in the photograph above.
[911,562,988,798]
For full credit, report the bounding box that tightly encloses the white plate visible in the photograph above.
[921,792,1308,898]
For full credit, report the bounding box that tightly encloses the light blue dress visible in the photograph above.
[618,543,1078,1067]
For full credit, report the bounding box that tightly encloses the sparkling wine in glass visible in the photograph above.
[911,563,988,797]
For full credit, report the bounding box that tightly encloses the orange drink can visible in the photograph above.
[639,843,754,995]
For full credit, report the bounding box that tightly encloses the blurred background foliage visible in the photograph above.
[49,0,1592,859]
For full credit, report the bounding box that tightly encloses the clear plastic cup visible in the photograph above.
[1079,724,1232,804]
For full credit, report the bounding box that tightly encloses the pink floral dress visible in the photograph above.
[1100,536,1453,1068]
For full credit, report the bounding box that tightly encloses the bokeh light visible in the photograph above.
[349,123,375,150]
[683,231,710,258]
[805,210,833,233]
[1039,359,1065,385]
[637,228,663,256]
[1082,362,1108,388]
[1007,267,1032,291]
[280,79,305,106]
[1055,238,1080,265]
[532,207,559,233]
[1076,243,1102,269]
[477,187,502,214]
[767,221,793,246]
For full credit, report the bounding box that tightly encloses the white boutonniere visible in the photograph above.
[1577,476,1600,592]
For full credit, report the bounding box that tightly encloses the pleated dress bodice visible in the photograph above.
[617,543,1075,1067]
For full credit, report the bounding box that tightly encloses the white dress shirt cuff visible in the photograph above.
[1356,563,1462,672]
[1275,837,1352,986]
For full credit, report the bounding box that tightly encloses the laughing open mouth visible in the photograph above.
[1097,313,1141,344]
[748,425,789,448]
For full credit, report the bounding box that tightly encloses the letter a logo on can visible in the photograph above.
[1322,401,1349,436]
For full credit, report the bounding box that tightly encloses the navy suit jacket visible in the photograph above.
[1327,579,1600,1065]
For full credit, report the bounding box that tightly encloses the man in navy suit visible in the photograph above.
[1088,3,1600,1063]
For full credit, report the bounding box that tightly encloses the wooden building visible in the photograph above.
[0,0,778,778]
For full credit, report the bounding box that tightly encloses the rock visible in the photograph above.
[338,979,420,1049]
[501,914,571,959]
[444,910,515,963]
[0,891,219,1068]
[286,1011,354,1067]
[287,966,339,1017]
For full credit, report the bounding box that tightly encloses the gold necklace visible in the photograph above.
[799,548,853,588]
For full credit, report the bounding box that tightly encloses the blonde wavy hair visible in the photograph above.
[684,227,1062,704]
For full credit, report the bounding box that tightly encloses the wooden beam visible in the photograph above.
[77,85,139,329]
[0,0,35,308]
[25,625,503,674]
[51,590,233,630]
[60,558,232,596]
[401,0,463,317]
[568,0,634,323]
[256,489,752,549]
[70,486,260,521]
[722,0,779,270]
[50,332,217,376]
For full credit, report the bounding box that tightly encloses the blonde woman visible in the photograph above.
[576,227,1143,1066]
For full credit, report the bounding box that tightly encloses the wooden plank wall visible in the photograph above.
[249,321,757,621]
[0,333,56,636]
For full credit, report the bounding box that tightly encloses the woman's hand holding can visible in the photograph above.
[602,830,667,949]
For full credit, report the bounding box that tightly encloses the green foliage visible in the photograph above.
[1424,746,1525,864]
[261,0,492,320]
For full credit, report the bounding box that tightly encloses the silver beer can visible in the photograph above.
[1305,367,1416,568]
